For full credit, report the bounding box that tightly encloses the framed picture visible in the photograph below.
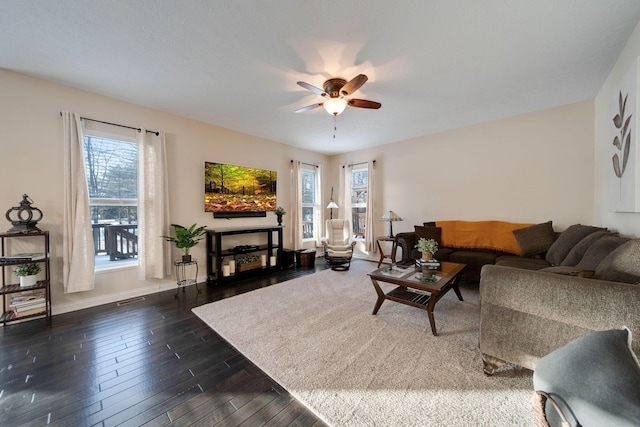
[610,57,640,212]
[204,161,277,218]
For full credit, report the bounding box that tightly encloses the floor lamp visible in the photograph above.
[327,187,339,219]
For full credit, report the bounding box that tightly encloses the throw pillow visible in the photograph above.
[533,328,640,427]
[594,239,640,284]
[575,235,629,272]
[414,225,442,245]
[512,221,555,257]
[561,230,610,266]
[545,224,606,266]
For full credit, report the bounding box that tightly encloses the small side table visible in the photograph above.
[376,236,396,268]
[174,258,200,297]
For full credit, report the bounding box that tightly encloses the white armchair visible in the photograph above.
[321,219,356,270]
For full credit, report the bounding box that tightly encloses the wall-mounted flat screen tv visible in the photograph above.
[205,161,277,218]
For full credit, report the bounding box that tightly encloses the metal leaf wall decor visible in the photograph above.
[612,91,632,179]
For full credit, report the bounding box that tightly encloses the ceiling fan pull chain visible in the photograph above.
[333,115,337,139]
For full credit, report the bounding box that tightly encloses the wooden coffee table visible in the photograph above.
[368,261,466,336]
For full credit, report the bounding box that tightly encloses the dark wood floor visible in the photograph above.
[0,260,332,427]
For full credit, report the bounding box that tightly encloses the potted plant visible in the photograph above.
[14,263,41,287]
[162,223,207,263]
[274,206,286,226]
[415,238,438,261]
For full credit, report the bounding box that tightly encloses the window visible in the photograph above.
[351,167,368,239]
[83,135,138,268]
[301,166,320,240]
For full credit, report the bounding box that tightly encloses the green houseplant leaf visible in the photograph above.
[14,263,41,277]
[415,238,438,254]
[162,223,207,256]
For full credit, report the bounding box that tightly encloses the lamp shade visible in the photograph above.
[326,200,339,209]
[379,210,403,222]
[323,98,347,116]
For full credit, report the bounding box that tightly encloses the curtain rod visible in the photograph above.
[59,112,159,135]
[290,160,319,168]
[342,160,376,168]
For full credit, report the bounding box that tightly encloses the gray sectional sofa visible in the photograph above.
[479,224,640,373]
[394,220,640,373]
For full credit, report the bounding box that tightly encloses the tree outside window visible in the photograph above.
[83,135,138,265]
[301,168,319,240]
[351,168,368,239]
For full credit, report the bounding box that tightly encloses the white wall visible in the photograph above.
[0,69,328,314]
[330,101,595,240]
[0,67,601,315]
[595,20,640,237]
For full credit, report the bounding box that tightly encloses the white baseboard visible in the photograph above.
[52,280,187,315]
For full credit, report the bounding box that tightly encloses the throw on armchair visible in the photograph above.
[321,219,356,270]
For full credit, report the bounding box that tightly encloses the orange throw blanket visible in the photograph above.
[436,220,533,255]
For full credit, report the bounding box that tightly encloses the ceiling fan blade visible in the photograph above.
[294,103,323,113]
[348,98,381,109]
[340,74,368,96]
[297,81,327,97]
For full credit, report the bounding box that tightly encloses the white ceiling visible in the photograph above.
[2,1,640,155]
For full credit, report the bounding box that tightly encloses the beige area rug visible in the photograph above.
[192,261,534,426]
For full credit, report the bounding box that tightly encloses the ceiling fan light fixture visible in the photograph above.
[323,98,347,116]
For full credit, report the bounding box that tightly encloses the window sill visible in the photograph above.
[95,261,138,274]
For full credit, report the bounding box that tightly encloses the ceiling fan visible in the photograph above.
[295,74,381,116]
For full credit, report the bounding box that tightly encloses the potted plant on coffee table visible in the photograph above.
[162,223,207,263]
[416,238,438,261]
[14,263,41,288]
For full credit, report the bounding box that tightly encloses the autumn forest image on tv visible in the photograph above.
[204,162,277,213]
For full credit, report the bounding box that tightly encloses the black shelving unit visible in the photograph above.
[206,226,283,284]
[0,230,51,325]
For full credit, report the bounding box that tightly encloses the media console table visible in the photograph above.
[206,226,283,284]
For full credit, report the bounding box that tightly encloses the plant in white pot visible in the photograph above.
[162,223,207,263]
[14,263,41,287]
[415,238,438,261]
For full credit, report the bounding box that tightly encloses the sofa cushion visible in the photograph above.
[433,247,454,262]
[594,239,640,284]
[545,224,606,266]
[449,250,499,271]
[561,230,611,266]
[575,235,629,272]
[512,221,555,257]
[494,255,550,270]
[414,225,442,245]
[533,327,640,427]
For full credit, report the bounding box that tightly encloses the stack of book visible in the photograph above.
[9,293,46,317]
[0,252,46,262]
[416,258,441,269]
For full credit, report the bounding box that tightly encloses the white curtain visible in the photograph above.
[340,161,375,252]
[365,160,375,252]
[290,160,303,250]
[137,129,171,280]
[62,112,95,293]
[341,165,352,231]
[315,165,323,247]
